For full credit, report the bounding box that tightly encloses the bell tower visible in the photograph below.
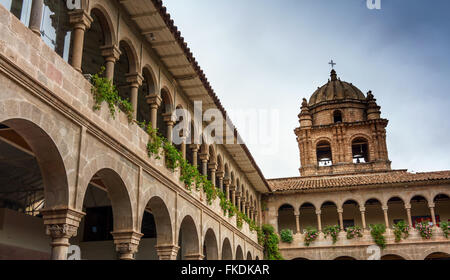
[295,70,391,177]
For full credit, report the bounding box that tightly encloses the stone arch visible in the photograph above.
[139,196,173,246]
[88,4,116,46]
[84,168,134,231]
[380,254,407,260]
[118,38,139,74]
[420,246,450,260]
[0,117,69,209]
[334,256,357,260]
[278,203,296,233]
[328,251,360,261]
[316,139,333,166]
[208,144,217,164]
[77,153,137,229]
[141,65,158,94]
[221,237,233,260]
[424,252,450,260]
[203,228,219,260]
[299,202,317,231]
[177,215,200,260]
[235,245,244,260]
[160,86,174,109]
[247,251,252,260]
[408,193,431,204]
[137,66,158,124]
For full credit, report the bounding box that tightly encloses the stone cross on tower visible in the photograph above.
[328,59,336,70]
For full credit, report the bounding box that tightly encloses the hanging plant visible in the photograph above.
[280,229,294,243]
[369,224,386,249]
[262,225,283,260]
[91,67,134,123]
[416,221,433,239]
[393,220,410,242]
[441,222,450,238]
[345,226,363,240]
[323,225,340,244]
[303,227,319,246]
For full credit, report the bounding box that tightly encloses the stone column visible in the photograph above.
[155,244,180,260]
[360,207,367,230]
[294,211,301,234]
[69,10,93,72]
[208,163,217,186]
[216,171,224,192]
[126,73,143,120]
[337,208,344,231]
[223,178,231,201]
[236,192,242,212]
[199,154,209,176]
[382,206,389,228]
[187,144,199,167]
[316,210,322,232]
[111,230,144,260]
[163,113,175,144]
[405,204,413,228]
[29,0,44,36]
[146,94,162,129]
[100,45,121,80]
[429,203,437,226]
[41,208,85,260]
[230,186,236,206]
[245,202,250,217]
[180,136,187,159]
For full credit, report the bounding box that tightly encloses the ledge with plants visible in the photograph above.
[90,70,265,248]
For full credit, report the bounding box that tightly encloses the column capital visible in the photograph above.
[428,203,436,208]
[184,253,205,260]
[216,171,225,178]
[235,191,241,198]
[111,230,144,260]
[189,144,200,152]
[162,112,176,125]
[315,210,322,215]
[337,208,344,214]
[146,93,162,107]
[100,44,121,62]
[155,244,180,260]
[382,206,389,211]
[126,72,144,87]
[208,162,218,171]
[199,153,210,162]
[41,207,85,235]
[404,204,411,210]
[69,9,93,30]
[223,177,231,186]
[359,207,366,212]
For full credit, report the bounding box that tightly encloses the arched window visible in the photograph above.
[316,141,332,166]
[333,110,343,123]
[352,138,369,163]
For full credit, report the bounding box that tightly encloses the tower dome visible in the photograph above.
[308,70,366,107]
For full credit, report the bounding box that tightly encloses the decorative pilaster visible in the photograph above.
[111,230,144,260]
[41,208,85,260]
[69,10,93,72]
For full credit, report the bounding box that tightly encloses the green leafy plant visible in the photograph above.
[345,226,363,240]
[280,229,294,243]
[261,225,283,260]
[323,225,340,244]
[369,224,386,249]
[393,220,410,242]
[91,67,134,122]
[441,221,450,238]
[303,227,319,246]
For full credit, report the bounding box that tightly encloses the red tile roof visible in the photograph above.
[268,170,450,192]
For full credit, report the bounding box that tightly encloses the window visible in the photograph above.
[333,110,343,123]
[352,138,369,163]
[0,0,31,25]
[316,141,333,166]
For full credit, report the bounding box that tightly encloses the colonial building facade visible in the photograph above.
[264,70,450,260]
[0,0,448,261]
[0,0,267,260]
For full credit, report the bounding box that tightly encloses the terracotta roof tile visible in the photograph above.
[268,170,450,192]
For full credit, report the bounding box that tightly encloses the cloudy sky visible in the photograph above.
[164,0,450,179]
